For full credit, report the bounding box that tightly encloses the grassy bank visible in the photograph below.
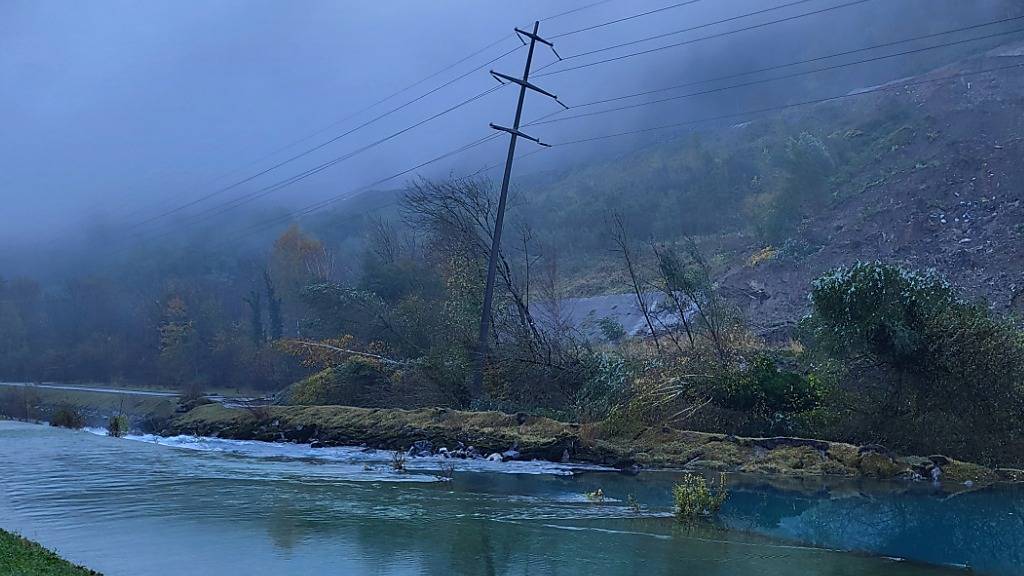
[165,404,1023,484]
[0,529,99,576]
[1,386,178,430]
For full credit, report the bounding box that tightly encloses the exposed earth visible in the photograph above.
[718,42,1024,336]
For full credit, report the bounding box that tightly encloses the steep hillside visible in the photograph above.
[507,42,1024,335]
[721,42,1024,334]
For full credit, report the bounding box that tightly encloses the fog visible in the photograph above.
[1,0,1018,256]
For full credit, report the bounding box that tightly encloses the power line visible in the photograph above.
[221,133,504,244]
[195,87,501,221]
[538,0,620,23]
[122,0,621,233]
[217,49,1024,249]
[535,0,875,78]
[549,0,704,39]
[177,35,518,188]
[184,134,527,259]
[128,47,520,234]
[86,63,1024,283]
[54,1,1013,265]
[129,87,505,248]
[142,5,636,243]
[547,62,1024,147]
[529,14,1024,117]
[526,25,1024,126]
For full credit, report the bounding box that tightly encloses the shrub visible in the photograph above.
[287,359,391,406]
[598,356,694,438]
[747,246,777,267]
[107,414,129,438]
[805,262,1024,464]
[179,384,211,408]
[567,351,635,423]
[597,317,627,343]
[50,405,85,429]
[807,262,956,370]
[673,473,728,524]
[714,354,825,426]
[390,450,406,472]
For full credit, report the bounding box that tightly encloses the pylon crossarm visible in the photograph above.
[488,71,559,100]
[514,27,553,47]
[489,123,545,145]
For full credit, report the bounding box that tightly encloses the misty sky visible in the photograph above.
[1,0,1017,247]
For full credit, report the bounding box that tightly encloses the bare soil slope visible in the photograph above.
[719,43,1024,334]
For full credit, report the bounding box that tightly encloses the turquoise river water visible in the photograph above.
[1,420,1022,575]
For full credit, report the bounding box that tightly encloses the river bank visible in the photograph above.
[0,529,100,576]
[7,383,1022,485]
[163,403,1024,485]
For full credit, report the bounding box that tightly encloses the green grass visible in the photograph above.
[32,389,176,421]
[0,529,99,575]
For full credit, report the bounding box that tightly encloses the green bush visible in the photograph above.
[50,404,85,429]
[807,262,956,370]
[107,414,129,438]
[715,355,825,424]
[805,261,1024,464]
[673,473,728,524]
[284,357,450,410]
[287,359,391,406]
[597,317,627,343]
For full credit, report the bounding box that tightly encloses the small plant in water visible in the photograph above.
[585,488,605,503]
[437,460,456,480]
[673,473,728,524]
[390,450,407,472]
[626,494,641,513]
[107,414,129,438]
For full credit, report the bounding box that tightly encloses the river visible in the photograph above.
[1,420,1021,575]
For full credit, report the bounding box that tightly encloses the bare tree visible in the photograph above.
[609,213,661,352]
[650,241,696,350]
[680,237,728,359]
[402,177,543,347]
[649,238,730,360]
[401,176,603,411]
[304,244,336,282]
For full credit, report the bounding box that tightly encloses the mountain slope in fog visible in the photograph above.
[719,41,1024,334]
[498,41,1024,335]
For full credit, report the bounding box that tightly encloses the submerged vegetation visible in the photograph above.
[673,473,728,524]
[106,414,128,438]
[390,450,407,473]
